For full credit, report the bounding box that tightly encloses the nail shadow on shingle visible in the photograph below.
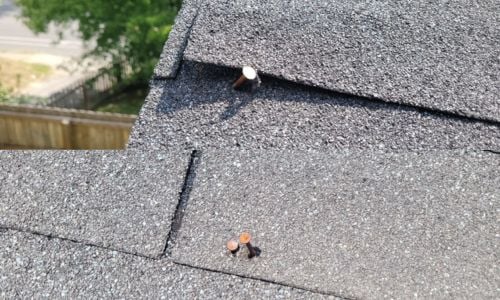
[155,61,375,119]
[156,62,256,119]
[158,61,492,120]
[131,60,500,152]
[220,97,253,120]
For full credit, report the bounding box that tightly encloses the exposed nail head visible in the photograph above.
[239,232,252,244]
[242,66,257,80]
[239,232,258,259]
[226,239,239,254]
[233,66,258,89]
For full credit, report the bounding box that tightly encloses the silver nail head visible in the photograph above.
[242,66,257,80]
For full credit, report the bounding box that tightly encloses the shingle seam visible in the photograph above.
[484,149,500,155]
[147,78,167,90]
[0,226,354,297]
[0,226,157,261]
[172,261,356,299]
[162,150,202,256]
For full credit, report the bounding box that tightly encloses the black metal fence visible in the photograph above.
[47,63,130,110]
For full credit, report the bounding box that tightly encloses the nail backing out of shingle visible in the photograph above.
[171,150,500,298]
[184,0,500,122]
[128,62,500,152]
[0,229,325,298]
[233,66,258,89]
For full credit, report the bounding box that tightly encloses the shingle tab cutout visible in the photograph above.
[0,229,326,299]
[172,150,500,299]
[0,151,190,258]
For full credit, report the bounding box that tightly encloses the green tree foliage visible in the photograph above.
[15,0,181,84]
[0,84,10,103]
[0,84,42,105]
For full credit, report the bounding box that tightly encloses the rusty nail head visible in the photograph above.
[226,239,239,255]
[239,232,258,258]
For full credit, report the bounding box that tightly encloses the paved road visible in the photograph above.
[0,0,103,99]
[0,0,85,56]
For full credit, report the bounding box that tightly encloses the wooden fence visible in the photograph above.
[0,104,136,149]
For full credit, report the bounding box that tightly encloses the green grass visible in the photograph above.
[31,63,52,74]
[94,88,147,115]
[0,58,53,92]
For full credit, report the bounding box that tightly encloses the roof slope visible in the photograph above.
[184,0,499,122]
[0,229,323,298]
[129,61,499,151]
[173,150,499,299]
[1,0,499,298]
[0,151,190,258]
[134,0,499,151]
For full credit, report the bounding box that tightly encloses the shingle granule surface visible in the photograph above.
[129,62,500,151]
[185,0,500,121]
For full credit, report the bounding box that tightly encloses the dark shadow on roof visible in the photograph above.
[156,61,499,128]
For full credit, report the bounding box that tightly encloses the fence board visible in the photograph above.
[0,104,136,149]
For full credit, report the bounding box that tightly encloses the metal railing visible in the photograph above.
[46,63,130,110]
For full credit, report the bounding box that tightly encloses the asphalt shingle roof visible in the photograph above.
[0,151,190,258]
[154,0,202,78]
[184,0,500,122]
[129,61,499,151]
[0,229,327,299]
[1,0,499,298]
[172,150,499,299]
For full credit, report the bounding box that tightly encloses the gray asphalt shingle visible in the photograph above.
[154,0,202,78]
[171,150,500,299]
[0,229,330,299]
[0,151,190,258]
[2,0,499,297]
[185,0,500,122]
[129,62,500,151]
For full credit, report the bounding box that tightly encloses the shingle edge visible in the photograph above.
[153,0,203,79]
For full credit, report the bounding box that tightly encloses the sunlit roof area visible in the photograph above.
[1,0,499,298]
